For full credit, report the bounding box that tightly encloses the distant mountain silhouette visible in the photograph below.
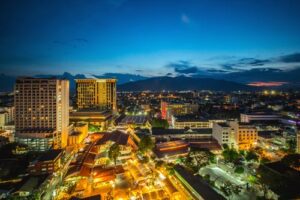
[93,73,147,84]
[221,68,300,83]
[1,69,299,93]
[35,72,86,92]
[0,72,148,92]
[118,76,254,91]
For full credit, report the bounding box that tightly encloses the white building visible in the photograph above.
[212,122,235,148]
[212,120,258,150]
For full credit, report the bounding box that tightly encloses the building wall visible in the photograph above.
[229,121,258,150]
[14,78,69,150]
[212,123,234,147]
[68,123,88,145]
[29,156,61,175]
[173,120,210,129]
[76,79,117,112]
[0,113,5,130]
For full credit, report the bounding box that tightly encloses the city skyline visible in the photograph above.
[1,0,300,77]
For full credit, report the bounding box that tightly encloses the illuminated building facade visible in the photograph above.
[68,123,88,146]
[28,149,62,175]
[15,78,69,151]
[213,120,258,150]
[160,101,199,123]
[229,121,258,150]
[76,79,117,112]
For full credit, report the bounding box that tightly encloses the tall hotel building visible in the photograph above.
[15,78,69,151]
[75,79,117,112]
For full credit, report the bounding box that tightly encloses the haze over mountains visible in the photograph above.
[1,67,300,92]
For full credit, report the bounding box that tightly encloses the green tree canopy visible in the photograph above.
[222,147,239,163]
[151,118,169,128]
[138,135,154,153]
[245,150,259,162]
[108,143,121,165]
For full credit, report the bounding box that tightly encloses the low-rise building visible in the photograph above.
[171,114,210,129]
[93,131,136,166]
[28,149,63,175]
[212,122,234,148]
[68,123,88,146]
[240,112,280,123]
[154,140,189,160]
[70,110,113,131]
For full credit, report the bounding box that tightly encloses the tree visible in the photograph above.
[234,166,244,174]
[220,181,242,199]
[108,143,121,166]
[138,135,154,153]
[245,150,259,162]
[222,147,239,163]
[151,118,169,128]
[286,139,296,153]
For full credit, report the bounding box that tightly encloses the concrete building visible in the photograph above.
[76,79,117,112]
[229,121,258,150]
[212,120,258,150]
[171,115,210,129]
[161,101,199,123]
[240,112,280,123]
[0,106,14,129]
[68,123,88,146]
[0,112,6,130]
[15,78,69,151]
[70,110,113,131]
[212,122,234,148]
[28,149,63,175]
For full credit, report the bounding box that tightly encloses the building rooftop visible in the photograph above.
[118,115,148,125]
[217,122,230,128]
[38,149,63,162]
[174,165,225,200]
[174,114,208,122]
[154,140,189,158]
[152,128,212,135]
[96,131,129,146]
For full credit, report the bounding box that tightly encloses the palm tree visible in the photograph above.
[108,143,121,166]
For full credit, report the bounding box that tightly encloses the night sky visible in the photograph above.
[1,0,300,76]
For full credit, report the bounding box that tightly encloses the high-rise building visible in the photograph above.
[15,78,69,151]
[76,79,117,112]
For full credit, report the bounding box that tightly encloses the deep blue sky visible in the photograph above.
[1,0,300,76]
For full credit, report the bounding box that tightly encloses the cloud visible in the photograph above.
[166,60,200,74]
[221,64,236,71]
[207,69,229,73]
[181,14,190,24]
[280,53,300,63]
[238,58,270,66]
[219,57,271,72]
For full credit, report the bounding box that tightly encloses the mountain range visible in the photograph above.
[118,76,254,92]
[0,67,299,92]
